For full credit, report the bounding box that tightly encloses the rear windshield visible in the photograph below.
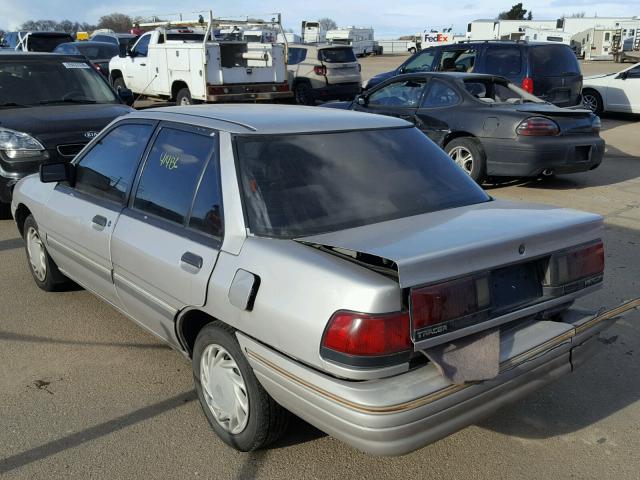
[236,128,489,238]
[27,34,73,52]
[0,59,118,106]
[530,45,580,76]
[319,48,357,63]
[77,43,120,59]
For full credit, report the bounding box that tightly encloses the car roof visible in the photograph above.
[63,41,119,47]
[0,52,86,60]
[128,104,410,134]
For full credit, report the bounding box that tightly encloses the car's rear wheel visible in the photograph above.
[446,137,487,183]
[23,215,69,291]
[408,47,417,54]
[176,87,193,106]
[582,89,603,114]
[293,82,315,106]
[193,321,290,451]
[112,76,127,92]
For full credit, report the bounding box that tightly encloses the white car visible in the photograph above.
[582,63,640,114]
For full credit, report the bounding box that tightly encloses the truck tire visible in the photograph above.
[193,321,290,451]
[445,137,487,184]
[113,76,127,92]
[293,82,315,106]
[176,88,193,106]
[23,215,69,291]
[408,47,417,54]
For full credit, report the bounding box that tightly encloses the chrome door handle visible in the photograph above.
[92,215,108,227]
[181,252,203,270]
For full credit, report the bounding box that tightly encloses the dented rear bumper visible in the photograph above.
[237,300,639,456]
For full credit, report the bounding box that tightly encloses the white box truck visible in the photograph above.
[109,12,292,105]
[325,27,376,56]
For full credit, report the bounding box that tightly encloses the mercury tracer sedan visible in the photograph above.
[11,105,635,455]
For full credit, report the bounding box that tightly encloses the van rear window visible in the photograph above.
[319,48,357,63]
[530,45,580,76]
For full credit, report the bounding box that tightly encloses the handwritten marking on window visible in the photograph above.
[160,152,179,170]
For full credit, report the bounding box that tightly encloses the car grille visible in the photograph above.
[56,143,87,158]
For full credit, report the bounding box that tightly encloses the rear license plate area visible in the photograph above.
[574,145,591,162]
[490,263,542,315]
[554,89,570,102]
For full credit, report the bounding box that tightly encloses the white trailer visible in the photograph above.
[108,12,292,104]
[325,27,375,56]
[301,21,326,43]
[523,28,572,45]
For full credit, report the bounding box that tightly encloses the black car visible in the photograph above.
[364,41,583,107]
[89,32,139,56]
[324,72,603,182]
[0,53,134,205]
[53,41,120,77]
[1,31,74,52]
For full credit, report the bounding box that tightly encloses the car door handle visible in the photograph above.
[140,63,146,66]
[92,215,108,227]
[180,252,203,270]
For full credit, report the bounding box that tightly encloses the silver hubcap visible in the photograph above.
[448,146,474,175]
[26,226,47,282]
[200,344,249,434]
[582,94,598,112]
[180,96,191,105]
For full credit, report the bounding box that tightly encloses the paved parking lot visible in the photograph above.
[1,57,639,479]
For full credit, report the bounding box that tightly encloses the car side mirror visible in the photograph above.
[356,95,368,106]
[617,71,628,80]
[118,88,135,106]
[40,162,75,185]
[126,46,136,57]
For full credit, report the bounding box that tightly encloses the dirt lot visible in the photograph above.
[1,57,639,479]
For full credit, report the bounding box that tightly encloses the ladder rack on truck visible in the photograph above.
[109,11,293,104]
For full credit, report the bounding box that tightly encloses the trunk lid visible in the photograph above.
[296,199,602,288]
[512,103,596,134]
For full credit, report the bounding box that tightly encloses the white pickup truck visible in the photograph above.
[109,25,291,105]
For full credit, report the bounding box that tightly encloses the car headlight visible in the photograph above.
[0,127,48,160]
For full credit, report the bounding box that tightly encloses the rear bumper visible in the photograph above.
[482,135,605,177]
[206,83,293,102]
[238,300,638,456]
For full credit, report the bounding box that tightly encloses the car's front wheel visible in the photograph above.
[193,321,290,451]
[446,137,487,184]
[23,215,69,291]
[582,89,603,114]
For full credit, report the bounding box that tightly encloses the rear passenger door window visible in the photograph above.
[133,126,216,226]
[438,48,477,72]
[484,47,523,77]
[287,47,307,65]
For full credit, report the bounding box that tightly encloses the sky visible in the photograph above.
[1,0,639,38]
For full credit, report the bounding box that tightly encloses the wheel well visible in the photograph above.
[110,69,123,85]
[442,131,475,149]
[14,203,32,238]
[582,87,601,97]
[171,81,189,100]
[178,309,218,356]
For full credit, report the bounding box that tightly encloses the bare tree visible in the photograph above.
[97,13,133,32]
[317,17,337,31]
[19,19,96,33]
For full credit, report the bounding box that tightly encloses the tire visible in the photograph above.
[112,76,127,92]
[293,82,315,106]
[445,137,487,184]
[176,87,193,106]
[582,89,603,115]
[23,215,69,291]
[408,47,417,54]
[193,321,290,451]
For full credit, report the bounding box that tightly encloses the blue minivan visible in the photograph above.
[364,41,583,107]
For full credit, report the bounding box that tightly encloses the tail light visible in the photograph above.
[321,310,411,366]
[516,117,560,136]
[93,63,102,73]
[314,65,327,76]
[411,275,491,341]
[592,115,601,134]
[544,240,604,294]
[522,77,534,93]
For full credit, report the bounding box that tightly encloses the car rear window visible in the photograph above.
[484,47,522,75]
[236,128,489,238]
[77,43,120,59]
[530,45,580,76]
[319,48,357,63]
[27,34,73,52]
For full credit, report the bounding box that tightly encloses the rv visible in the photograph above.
[325,27,375,56]
[301,21,325,43]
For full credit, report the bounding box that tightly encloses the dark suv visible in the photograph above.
[364,41,583,107]
[1,31,74,52]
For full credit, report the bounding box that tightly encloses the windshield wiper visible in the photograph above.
[39,98,97,105]
[0,102,29,108]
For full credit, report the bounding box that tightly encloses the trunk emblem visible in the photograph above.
[84,131,99,139]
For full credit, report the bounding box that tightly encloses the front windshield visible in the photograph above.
[236,128,490,238]
[0,59,118,106]
[463,79,544,104]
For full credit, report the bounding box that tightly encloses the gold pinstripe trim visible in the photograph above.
[247,300,639,415]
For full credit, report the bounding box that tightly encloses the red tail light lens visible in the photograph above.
[516,117,560,136]
[522,77,534,93]
[322,310,411,356]
[93,63,102,72]
[545,240,604,289]
[314,65,327,76]
[411,275,490,340]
